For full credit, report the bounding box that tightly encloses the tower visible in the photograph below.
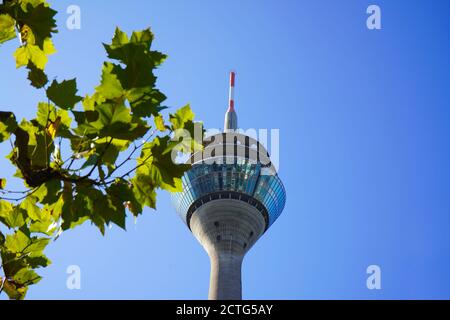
[171,72,286,300]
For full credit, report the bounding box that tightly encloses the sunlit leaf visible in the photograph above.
[0,111,17,142]
[169,104,195,130]
[14,38,55,70]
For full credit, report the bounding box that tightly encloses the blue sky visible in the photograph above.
[1,0,450,299]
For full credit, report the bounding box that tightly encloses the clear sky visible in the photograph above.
[1,0,450,299]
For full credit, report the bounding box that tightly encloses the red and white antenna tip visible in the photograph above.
[230,71,236,87]
[228,71,236,111]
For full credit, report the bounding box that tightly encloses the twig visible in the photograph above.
[63,129,88,170]
[103,151,153,185]
[105,130,155,180]
[0,188,33,194]
[81,137,114,180]
[0,187,38,202]
[0,277,6,295]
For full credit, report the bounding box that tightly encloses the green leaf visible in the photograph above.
[4,230,28,253]
[0,266,42,299]
[46,79,82,110]
[0,200,22,229]
[74,102,149,141]
[26,254,51,269]
[27,62,48,88]
[16,2,57,48]
[36,102,72,139]
[34,179,61,204]
[95,62,124,101]
[136,136,189,192]
[61,185,126,234]
[0,111,18,143]
[154,115,166,131]
[0,14,16,45]
[60,183,87,230]
[104,27,152,64]
[4,230,49,255]
[1,280,28,300]
[14,268,41,285]
[131,174,157,210]
[0,229,50,296]
[0,201,27,228]
[171,120,204,154]
[103,27,165,89]
[0,250,25,279]
[31,130,52,168]
[20,196,42,221]
[169,104,195,130]
[79,154,99,170]
[29,219,57,235]
[107,180,142,217]
[127,87,167,118]
[13,38,55,70]
[93,138,130,166]
[0,178,6,189]
[97,193,126,230]
[6,207,26,229]
[0,200,14,217]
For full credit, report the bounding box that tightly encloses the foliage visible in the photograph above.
[0,0,202,299]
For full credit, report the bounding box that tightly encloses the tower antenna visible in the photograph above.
[228,71,236,111]
[224,71,238,132]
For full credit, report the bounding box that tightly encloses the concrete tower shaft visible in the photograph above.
[190,199,266,300]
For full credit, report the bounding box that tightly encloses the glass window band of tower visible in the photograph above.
[171,162,286,230]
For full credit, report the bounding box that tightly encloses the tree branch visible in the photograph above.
[80,137,114,180]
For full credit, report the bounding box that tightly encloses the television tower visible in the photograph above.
[172,72,286,300]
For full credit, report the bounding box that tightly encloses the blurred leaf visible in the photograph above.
[0,13,16,44]
[0,111,18,143]
[154,115,166,131]
[0,178,6,189]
